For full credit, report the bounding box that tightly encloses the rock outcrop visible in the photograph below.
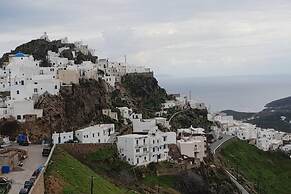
[22,79,111,142]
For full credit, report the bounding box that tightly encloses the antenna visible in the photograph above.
[124,55,127,64]
[189,90,192,101]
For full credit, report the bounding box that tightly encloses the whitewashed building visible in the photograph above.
[117,107,133,119]
[102,109,118,120]
[177,136,207,162]
[162,100,176,109]
[75,124,115,143]
[177,126,206,136]
[52,131,74,144]
[125,65,151,74]
[281,144,291,152]
[188,100,207,110]
[117,128,176,166]
[132,118,157,133]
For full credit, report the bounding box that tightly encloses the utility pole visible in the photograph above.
[256,178,261,194]
[49,113,53,146]
[90,176,94,194]
[236,162,239,181]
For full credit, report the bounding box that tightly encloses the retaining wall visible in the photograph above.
[29,144,56,194]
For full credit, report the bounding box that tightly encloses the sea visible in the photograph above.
[158,74,291,113]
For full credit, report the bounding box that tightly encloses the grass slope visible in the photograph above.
[220,140,291,194]
[45,147,130,194]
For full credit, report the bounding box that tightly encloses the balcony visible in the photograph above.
[135,143,148,148]
[135,150,149,156]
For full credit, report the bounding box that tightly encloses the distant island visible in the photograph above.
[222,96,291,133]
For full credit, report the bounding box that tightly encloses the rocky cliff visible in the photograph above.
[18,79,112,142]
[115,73,170,118]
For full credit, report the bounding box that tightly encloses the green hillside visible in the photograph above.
[45,147,131,194]
[220,140,291,194]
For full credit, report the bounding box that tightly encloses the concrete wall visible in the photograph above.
[30,173,44,194]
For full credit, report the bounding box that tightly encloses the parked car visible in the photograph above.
[18,161,24,167]
[0,176,12,193]
[32,166,43,178]
[24,180,33,191]
[42,145,51,157]
[29,177,36,183]
[19,188,29,194]
[17,134,30,146]
[0,177,12,184]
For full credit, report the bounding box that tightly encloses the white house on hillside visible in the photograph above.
[177,136,207,162]
[117,129,176,166]
[52,131,74,144]
[75,124,115,143]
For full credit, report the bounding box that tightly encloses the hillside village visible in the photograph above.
[0,34,290,194]
[209,112,291,153]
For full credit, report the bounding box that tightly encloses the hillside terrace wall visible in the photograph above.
[60,143,116,161]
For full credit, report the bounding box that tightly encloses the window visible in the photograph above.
[34,82,38,85]
[136,139,138,145]
[143,148,147,152]
[143,139,146,145]
[136,148,140,153]
[98,139,100,143]
[137,158,139,164]
[15,82,18,85]
[153,148,155,152]
[16,90,19,94]
[92,133,95,137]
[21,81,24,85]
[34,88,38,93]
[98,132,100,136]
[17,115,21,120]
[55,85,58,89]
[163,136,167,141]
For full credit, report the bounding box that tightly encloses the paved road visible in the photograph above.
[6,144,46,194]
[225,170,249,194]
[209,135,234,154]
[210,136,249,194]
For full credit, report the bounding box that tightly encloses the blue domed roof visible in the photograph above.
[15,52,25,57]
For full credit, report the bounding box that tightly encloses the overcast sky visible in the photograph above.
[1,0,291,78]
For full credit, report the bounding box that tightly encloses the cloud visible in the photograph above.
[1,0,291,77]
